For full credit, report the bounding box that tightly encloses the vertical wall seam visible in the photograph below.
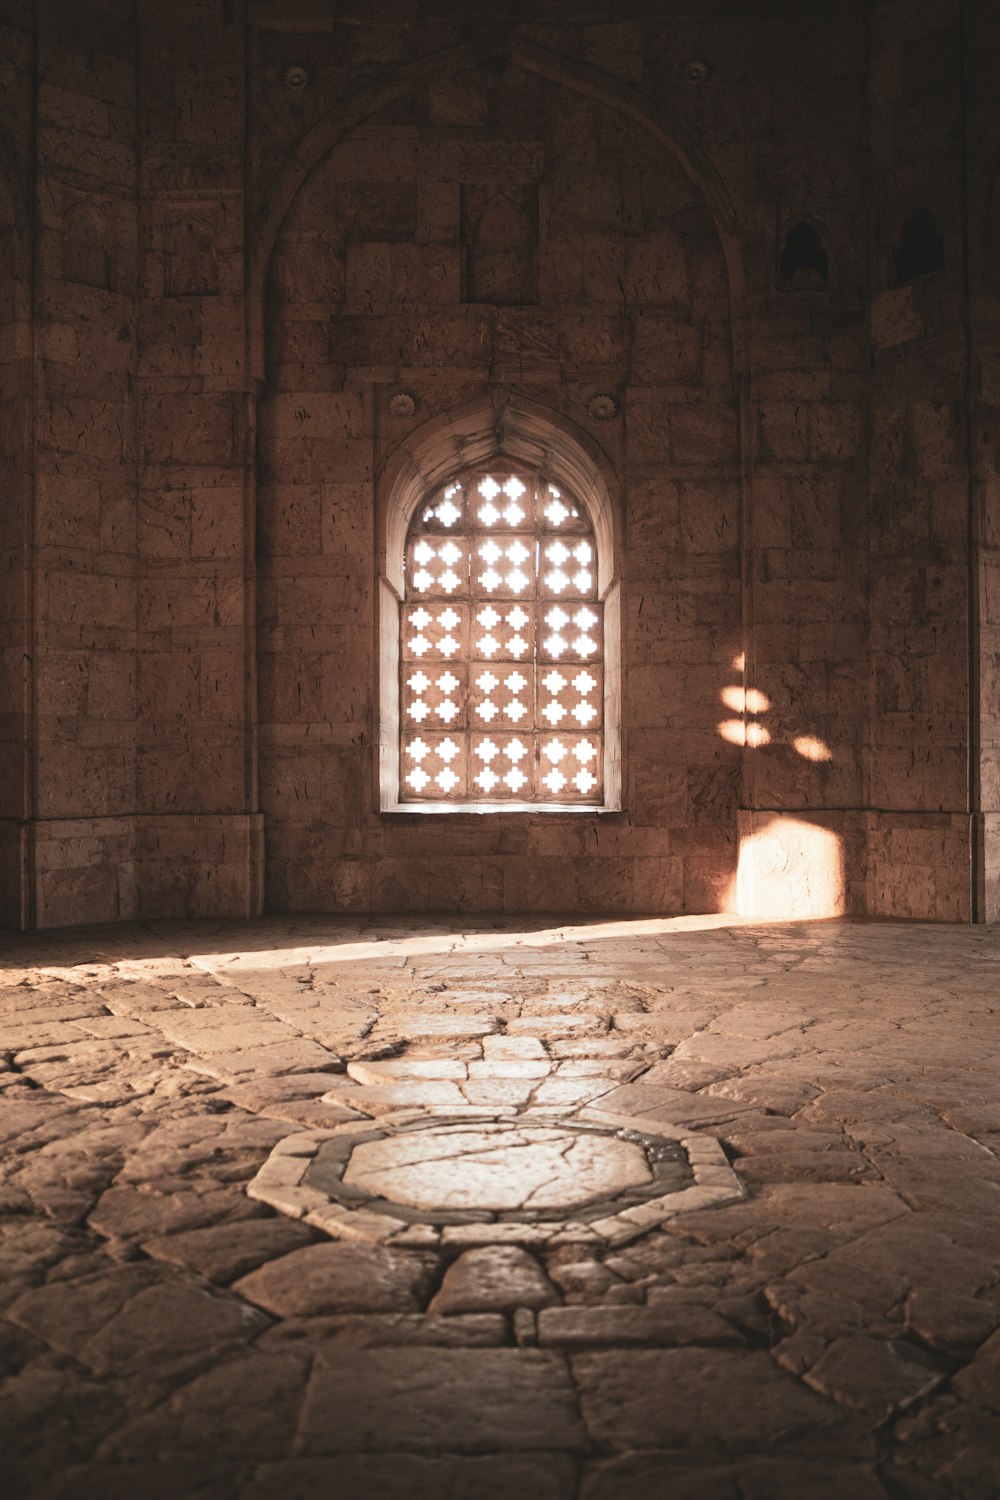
[959,0,980,920]
[25,0,39,928]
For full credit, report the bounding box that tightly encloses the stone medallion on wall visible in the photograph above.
[248,1111,744,1248]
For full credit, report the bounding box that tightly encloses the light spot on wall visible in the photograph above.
[729,815,845,920]
[793,734,833,762]
[720,685,770,714]
[717,719,771,748]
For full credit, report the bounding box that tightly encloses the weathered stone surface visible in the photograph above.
[260,1312,508,1348]
[231,1242,437,1316]
[297,1349,589,1454]
[538,1303,742,1350]
[344,1124,651,1212]
[580,1454,889,1500]
[802,1336,946,1418]
[88,1183,264,1241]
[3,912,1000,1496]
[429,1246,560,1314]
[7,1268,269,1391]
[104,1351,310,1462]
[142,1218,316,1284]
[572,1349,853,1452]
[951,1327,1000,1411]
[240,1453,578,1500]
[43,1460,244,1500]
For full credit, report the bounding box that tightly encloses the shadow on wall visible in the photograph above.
[717,654,845,920]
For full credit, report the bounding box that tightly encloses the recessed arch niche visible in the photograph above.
[256,57,741,916]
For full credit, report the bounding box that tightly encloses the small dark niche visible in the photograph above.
[892,207,943,286]
[462,185,538,306]
[778,220,829,291]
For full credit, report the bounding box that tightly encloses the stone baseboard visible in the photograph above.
[0,813,264,930]
[734,807,976,923]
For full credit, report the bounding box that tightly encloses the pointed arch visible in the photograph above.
[249,40,746,380]
[377,392,622,812]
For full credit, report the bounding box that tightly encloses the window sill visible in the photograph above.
[381,801,620,816]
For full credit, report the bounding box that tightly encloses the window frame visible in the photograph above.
[376,399,622,816]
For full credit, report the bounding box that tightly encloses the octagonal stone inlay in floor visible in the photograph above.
[249,1110,746,1249]
[342,1124,653,1212]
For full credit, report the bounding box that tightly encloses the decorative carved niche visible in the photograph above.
[62,202,113,290]
[462,185,538,306]
[778,219,829,291]
[166,210,219,296]
[892,207,943,286]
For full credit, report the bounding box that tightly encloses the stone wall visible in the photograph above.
[740,2,870,918]
[31,0,139,927]
[0,1,33,928]
[258,61,739,915]
[0,0,994,927]
[968,0,1000,920]
[865,0,973,921]
[134,1,261,919]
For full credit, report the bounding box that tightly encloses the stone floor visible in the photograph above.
[2,913,1000,1500]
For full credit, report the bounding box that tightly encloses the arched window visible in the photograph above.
[377,398,621,815]
[399,468,604,806]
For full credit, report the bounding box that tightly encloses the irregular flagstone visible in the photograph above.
[103,1350,310,1462]
[328,1080,469,1112]
[6,1264,166,1353]
[1,913,1000,1496]
[2,1362,126,1487]
[428,1245,561,1314]
[951,1325,1000,1411]
[733,1150,876,1185]
[296,1348,589,1454]
[231,1241,437,1316]
[802,1335,946,1418]
[41,1459,246,1500]
[8,1268,270,1394]
[460,1078,538,1108]
[467,1057,550,1077]
[538,1303,743,1349]
[815,1217,999,1298]
[185,1039,341,1079]
[581,1454,891,1500]
[788,1256,910,1315]
[903,1287,1000,1352]
[259,1311,508,1348]
[88,1183,264,1240]
[347,1059,469,1083]
[571,1348,861,1453]
[588,1082,757,1126]
[260,1311,508,1348]
[580,1455,739,1500]
[369,1015,497,1038]
[240,1453,579,1500]
[889,1394,1000,1496]
[141,1218,317,1284]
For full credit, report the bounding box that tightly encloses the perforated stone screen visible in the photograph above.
[400,471,604,806]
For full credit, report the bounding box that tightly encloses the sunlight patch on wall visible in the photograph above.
[720,686,770,714]
[792,734,833,762]
[718,718,771,748]
[727,814,845,920]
